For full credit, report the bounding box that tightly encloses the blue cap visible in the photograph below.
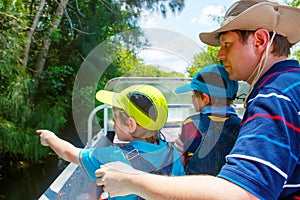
[175,64,238,99]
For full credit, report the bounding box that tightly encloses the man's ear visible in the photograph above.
[254,29,270,54]
[127,117,137,133]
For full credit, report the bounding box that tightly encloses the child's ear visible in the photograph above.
[203,93,211,105]
[127,117,137,133]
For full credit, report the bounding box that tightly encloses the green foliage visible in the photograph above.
[0,4,43,163]
[106,47,185,78]
[291,48,300,63]
[0,67,31,124]
[0,63,71,162]
[124,64,184,77]
[0,117,50,162]
[0,0,186,164]
[38,65,74,97]
[287,0,300,7]
[207,46,221,64]
[0,78,70,163]
[0,11,27,67]
[122,0,185,17]
[186,46,221,77]
[30,97,69,132]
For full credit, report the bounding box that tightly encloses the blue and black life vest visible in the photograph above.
[186,113,241,175]
[120,140,174,200]
[120,142,174,175]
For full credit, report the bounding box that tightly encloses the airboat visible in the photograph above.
[39,77,248,200]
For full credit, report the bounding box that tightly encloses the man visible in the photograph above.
[95,1,300,199]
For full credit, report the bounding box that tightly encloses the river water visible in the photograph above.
[0,122,84,200]
[0,155,63,199]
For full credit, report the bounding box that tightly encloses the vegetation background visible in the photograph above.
[0,0,188,164]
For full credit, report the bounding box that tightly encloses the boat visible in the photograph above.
[38,77,248,200]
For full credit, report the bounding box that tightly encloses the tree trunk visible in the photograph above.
[34,0,69,78]
[22,0,46,68]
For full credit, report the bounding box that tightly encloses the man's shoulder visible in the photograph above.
[258,61,300,92]
[267,60,300,80]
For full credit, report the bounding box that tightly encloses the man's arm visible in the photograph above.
[96,161,259,200]
[36,130,81,165]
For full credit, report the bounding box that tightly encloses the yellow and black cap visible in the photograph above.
[96,84,168,131]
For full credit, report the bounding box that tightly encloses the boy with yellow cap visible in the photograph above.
[37,84,185,200]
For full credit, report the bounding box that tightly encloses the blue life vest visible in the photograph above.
[119,142,174,175]
[186,113,240,175]
[120,141,174,200]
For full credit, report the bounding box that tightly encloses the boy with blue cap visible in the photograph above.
[174,64,241,175]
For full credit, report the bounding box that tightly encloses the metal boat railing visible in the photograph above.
[87,104,111,145]
[87,103,195,144]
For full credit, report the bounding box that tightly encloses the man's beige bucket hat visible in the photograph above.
[199,0,300,46]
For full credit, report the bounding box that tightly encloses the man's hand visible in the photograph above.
[95,161,144,197]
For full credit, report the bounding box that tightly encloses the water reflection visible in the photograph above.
[0,155,64,199]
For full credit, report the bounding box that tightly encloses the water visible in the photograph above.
[0,155,64,200]
[0,121,83,200]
